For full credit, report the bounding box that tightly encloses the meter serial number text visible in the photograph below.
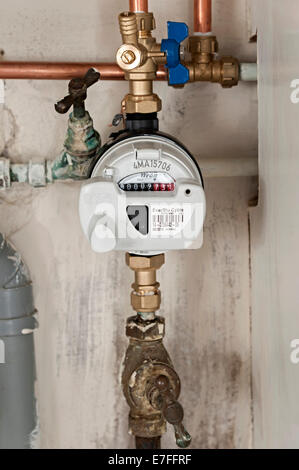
[133,160,171,172]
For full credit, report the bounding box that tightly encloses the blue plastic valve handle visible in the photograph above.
[161,21,189,86]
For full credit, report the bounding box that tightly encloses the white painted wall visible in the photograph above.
[251,0,299,449]
[0,0,257,448]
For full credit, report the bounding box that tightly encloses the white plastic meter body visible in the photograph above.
[79,132,206,255]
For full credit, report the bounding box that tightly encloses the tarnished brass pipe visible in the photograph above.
[194,0,212,33]
[129,0,148,13]
[0,61,167,81]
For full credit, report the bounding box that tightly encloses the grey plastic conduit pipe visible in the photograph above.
[0,234,37,449]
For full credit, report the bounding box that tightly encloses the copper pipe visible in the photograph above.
[0,62,123,80]
[0,61,167,81]
[129,0,148,13]
[194,0,212,33]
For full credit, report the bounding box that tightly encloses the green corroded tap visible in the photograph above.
[52,68,101,181]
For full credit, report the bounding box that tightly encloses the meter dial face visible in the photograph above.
[91,134,203,188]
[118,172,175,192]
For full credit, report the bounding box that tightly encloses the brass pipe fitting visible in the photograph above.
[189,35,218,63]
[122,314,191,447]
[119,11,139,44]
[122,315,177,439]
[186,35,239,88]
[124,255,191,448]
[126,253,164,314]
[116,11,165,114]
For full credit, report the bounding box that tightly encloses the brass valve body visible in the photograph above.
[126,253,165,314]
[117,11,166,114]
[116,12,240,114]
[124,255,191,447]
[122,315,180,439]
[186,35,239,87]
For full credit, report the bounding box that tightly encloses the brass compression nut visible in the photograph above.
[131,291,161,313]
[188,35,218,62]
[135,12,156,36]
[122,93,161,114]
[126,253,165,271]
[218,56,239,88]
[126,253,165,313]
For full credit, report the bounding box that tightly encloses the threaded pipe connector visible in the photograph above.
[119,11,138,44]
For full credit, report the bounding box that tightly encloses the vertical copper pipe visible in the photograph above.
[129,0,148,13]
[194,0,212,33]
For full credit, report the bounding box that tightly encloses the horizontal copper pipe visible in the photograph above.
[0,61,167,81]
[194,0,212,33]
[129,0,148,12]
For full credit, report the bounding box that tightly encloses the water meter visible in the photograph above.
[79,126,206,255]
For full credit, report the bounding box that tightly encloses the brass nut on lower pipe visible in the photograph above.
[131,291,161,312]
[126,253,165,313]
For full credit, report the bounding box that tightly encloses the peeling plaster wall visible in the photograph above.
[0,0,257,449]
[250,0,299,449]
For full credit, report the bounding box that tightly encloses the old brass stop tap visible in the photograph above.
[122,254,191,449]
